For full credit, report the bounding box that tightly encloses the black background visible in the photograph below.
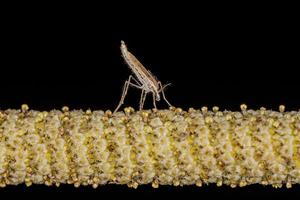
[0,2,299,199]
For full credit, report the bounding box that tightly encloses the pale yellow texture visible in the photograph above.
[0,105,300,188]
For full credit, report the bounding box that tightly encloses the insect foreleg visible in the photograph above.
[158,82,172,107]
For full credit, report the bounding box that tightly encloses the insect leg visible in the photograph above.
[139,90,147,111]
[152,92,157,109]
[139,89,145,110]
[113,75,142,114]
[130,76,141,86]
[158,82,172,107]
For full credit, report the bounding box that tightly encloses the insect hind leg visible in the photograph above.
[139,90,147,111]
[113,75,143,114]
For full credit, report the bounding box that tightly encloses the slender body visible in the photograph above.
[113,41,172,114]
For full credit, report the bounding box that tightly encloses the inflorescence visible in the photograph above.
[0,104,300,189]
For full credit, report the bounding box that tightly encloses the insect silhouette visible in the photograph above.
[113,41,172,114]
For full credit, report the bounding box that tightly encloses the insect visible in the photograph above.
[113,40,172,114]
